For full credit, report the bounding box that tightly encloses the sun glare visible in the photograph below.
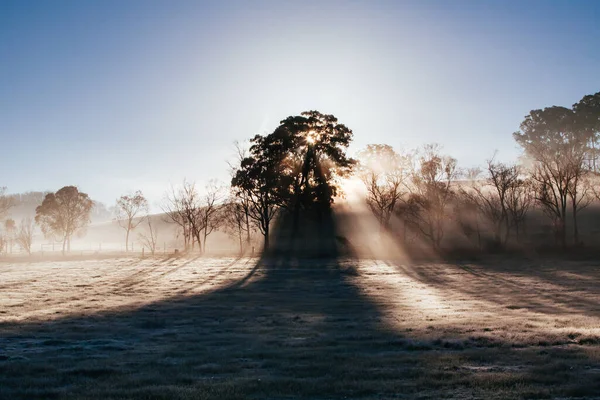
[306,130,317,144]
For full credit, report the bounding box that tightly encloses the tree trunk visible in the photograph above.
[475,217,482,250]
[125,228,130,252]
[572,198,579,245]
[503,213,510,246]
[245,208,251,248]
[561,202,567,249]
[558,218,566,249]
[194,231,202,255]
[183,226,189,252]
[62,235,67,255]
[263,224,269,252]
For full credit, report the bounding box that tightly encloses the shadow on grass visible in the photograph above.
[1,211,599,399]
[394,256,600,317]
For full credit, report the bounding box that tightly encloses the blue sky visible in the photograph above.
[1,0,599,207]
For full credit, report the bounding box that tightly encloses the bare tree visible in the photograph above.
[197,181,226,254]
[406,144,458,250]
[454,172,484,250]
[487,158,520,244]
[178,181,205,254]
[222,195,254,255]
[357,144,410,232]
[4,219,16,253]
[505,175,534,241]
[228,141,253,248]
[16,217,34,255]
[461,156,523,247]
[116,191,148,252]
[460,168,503,247]
[566,158,593,245]
[138,216,158,256]
[162,184,192,251]
[162,180,211,254]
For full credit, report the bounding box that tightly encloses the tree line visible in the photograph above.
[1,90,599,256]
[356,91,600,251]
[226,92,600,253]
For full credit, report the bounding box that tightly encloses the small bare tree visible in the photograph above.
[227,141,253,249]
[406,144,458,250]
[198,181,226,254]
[454,174,483,250]
[506,175,534,241]
[4,218,16,253]
[162,180,210,254]
[138,216,158,256]
[16,217,34,255]
[461,157,522,247]
[566,162,593,245]
[357,144,410,232]
[162,184,192,251]
[222,195,254,255]
[179,181,205,253]
[116,191,148,252]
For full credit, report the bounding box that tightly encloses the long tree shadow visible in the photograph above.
[395,257,600,317]
[1,212,599,399]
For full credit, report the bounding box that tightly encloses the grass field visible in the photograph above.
[1,255,599,399]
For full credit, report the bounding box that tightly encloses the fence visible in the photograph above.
[0,241,247,259]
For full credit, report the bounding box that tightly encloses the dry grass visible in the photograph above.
[1,255,599,399]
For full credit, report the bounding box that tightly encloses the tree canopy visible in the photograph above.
[35,186,93,254]
[231,110,355,250]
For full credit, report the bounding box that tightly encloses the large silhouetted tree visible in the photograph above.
[232,111,355,251]
[35,186,93,254]
[276,111,355,222]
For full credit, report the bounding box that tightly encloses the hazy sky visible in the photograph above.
[1,0,599,208]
